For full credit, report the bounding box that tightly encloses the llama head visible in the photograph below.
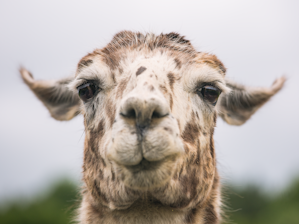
[20,31,285,211]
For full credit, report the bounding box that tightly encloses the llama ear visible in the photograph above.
[217,76,286,125]
[20,67,81,121]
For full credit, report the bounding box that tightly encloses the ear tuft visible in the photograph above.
[271,76,286,93]
[20,67,35,86]
[20,67,81,121]
[218,76,286,126]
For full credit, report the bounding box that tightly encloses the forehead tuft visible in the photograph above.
[77,31,226,76]
[97,31,198,64]
[103,31,194,53]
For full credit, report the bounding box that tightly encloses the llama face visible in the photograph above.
[20,31,285,216]
[67,38,231,210]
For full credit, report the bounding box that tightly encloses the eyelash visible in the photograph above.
[77,81,100,102]
[196,84,222,106]
[76,80,92,89]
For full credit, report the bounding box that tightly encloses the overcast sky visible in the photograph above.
[0,0,299,201]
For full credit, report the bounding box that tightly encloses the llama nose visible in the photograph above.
[120,96,169,130]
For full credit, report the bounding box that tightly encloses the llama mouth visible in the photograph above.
[108,116,183,167]
[121,155,177,190]
[125,158,163,172]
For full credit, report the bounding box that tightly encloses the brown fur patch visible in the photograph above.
[178,165,184,179]
[98,119,105,139]
[99,48,121,70]
[210,135,215,159]
[196,111,199,119]
[204,203,217,224]
[173,171,178,180]
[165,32,191,45]
[93,180,102,200]
[159,84,168,94]
[78,59,93,70]
[99,169,104,179]
[77,52,96,71]
[189,152,195,165]
[174,58,182,69]
[105,99,116,127]
[185,208,197,224]
[136,66,147,76]
[172,168,199,208]
[169,93,173,110]
[84,120,106,176]
[199,53,226,74]
[111,169,115,181]
[116,77,130,99]
[181,118,200,145]
[167,72,175,92]
[99,156,106,167]
[88,119,105,154]
[213,112,217,124]
[111,72,116,83]
[149,85,154,91]
[195,140,200,165]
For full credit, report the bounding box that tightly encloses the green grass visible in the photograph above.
[224,178,299,224]
[0,180,79,224]
[1,178,299,224]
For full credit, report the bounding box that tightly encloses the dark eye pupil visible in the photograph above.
[201,86,221,105]
[78,83,97,102]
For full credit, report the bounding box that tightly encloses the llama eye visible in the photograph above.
[77,83,98,102]
[199,85,221,105]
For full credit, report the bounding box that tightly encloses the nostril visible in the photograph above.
[127,109,136,118]
[152,110,161,118]
[120,108,137,118]
[151,106,169,119]
[120,96,169,128]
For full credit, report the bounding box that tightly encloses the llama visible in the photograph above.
[20,31,285,224]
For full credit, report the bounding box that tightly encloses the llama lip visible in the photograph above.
[125,158,163,172]
[108,117,184,167]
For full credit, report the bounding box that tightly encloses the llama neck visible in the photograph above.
[77,188,221,224]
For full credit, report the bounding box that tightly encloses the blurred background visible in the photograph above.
[0,0,298,223]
